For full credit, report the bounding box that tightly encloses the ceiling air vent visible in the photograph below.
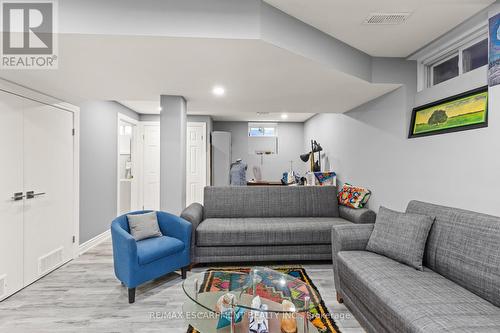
[364,13,411,25]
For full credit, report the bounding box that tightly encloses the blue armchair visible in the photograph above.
[111,210,192,303]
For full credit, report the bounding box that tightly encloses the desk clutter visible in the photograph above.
[281,171,336,186]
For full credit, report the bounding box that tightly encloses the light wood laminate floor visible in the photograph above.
[0,240,364,333]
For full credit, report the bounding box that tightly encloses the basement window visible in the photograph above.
[431,54,459,86]
[248,123,277,137]
[248,122,278,155]
[418,25,488,90]
[427,37,487,87]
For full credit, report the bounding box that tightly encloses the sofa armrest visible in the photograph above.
[331,224,374,292]
[156,211,192,248]
[181,203,204,229]
[180,203,204,262]
[338,205,376,224]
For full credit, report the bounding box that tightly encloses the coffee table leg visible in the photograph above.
[303,296,310,333]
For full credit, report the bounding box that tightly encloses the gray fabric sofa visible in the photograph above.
[181,186,376,263]
[332,200,500,333]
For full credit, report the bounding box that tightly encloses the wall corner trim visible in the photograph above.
[78,230,111,256]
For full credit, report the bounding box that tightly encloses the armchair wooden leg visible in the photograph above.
[181,267,188,279]
[128,288,136,304]
[336,292,344,304]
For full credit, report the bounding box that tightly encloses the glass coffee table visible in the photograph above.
[182,267,321,333]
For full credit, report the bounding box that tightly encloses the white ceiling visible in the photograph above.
[119,100,313,122]
[0,34,399,122]
[264,0,494,57]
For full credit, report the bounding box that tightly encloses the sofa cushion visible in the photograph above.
[204,186,339,218]
[196,217,351,246]
[337,251,500,333]
[406,201,500,307]
[136,236,185,265]
[366,206,434,270]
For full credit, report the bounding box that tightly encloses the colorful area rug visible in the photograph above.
[187,266,341,333]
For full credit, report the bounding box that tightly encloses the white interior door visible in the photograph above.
[0,91,25,300]
[23,103,74,285]
[186,122,207,206]
[142,124,160,211]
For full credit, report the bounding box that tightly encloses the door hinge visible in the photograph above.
[72,128,75,136]
[72,236,76,243]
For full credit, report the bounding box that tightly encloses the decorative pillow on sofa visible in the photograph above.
[338,183,371,209]
[366,206,434,271]
[127,212,163,241]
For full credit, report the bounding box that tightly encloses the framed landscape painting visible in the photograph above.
[408,86,488,138]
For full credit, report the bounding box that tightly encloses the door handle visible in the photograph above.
[26,191,46,199]
[11,192,25,201]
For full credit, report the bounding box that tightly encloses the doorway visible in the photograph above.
[117,115,139,215]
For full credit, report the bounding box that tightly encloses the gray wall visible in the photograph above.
[304,58,500,217]
[79,101,138,244]
[213,121,306,181]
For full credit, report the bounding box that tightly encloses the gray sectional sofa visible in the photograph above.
[181,186,376,263]
[332,200,500,333]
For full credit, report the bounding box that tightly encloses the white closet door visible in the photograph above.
[186,122,206,206]
[0,91,25,300]
[142,124,160,210]
[23,103,74,285]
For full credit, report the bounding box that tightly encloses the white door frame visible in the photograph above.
[186,121,207,205]
[0,78,80,259]
[137,121,160,211]
[117,113,139,216]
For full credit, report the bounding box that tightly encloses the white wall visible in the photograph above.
[305,54,500,217]
[213,121,307,181]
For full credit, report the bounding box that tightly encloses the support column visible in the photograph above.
[160,95,186,214]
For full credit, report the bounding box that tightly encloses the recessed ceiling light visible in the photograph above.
[281,113,288,120]
[158,106,162,111]
[212,85,225,97]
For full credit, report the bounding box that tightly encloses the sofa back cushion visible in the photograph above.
[406,200,500,307]
[204,186,339,218]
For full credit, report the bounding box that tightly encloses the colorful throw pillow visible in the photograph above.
[338,183,371,209]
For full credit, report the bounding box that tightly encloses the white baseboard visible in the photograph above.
[79,230,111,256]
